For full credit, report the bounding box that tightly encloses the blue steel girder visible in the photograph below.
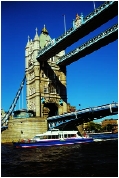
[47,102,118,130]
[36,1,118,62]
[1,76,26,127]
[56,24,118,65]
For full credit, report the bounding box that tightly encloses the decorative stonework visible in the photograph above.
[25,26,68,117]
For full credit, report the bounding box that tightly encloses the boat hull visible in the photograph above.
[13,137,93,148]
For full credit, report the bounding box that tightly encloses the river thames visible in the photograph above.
[1,133,118,177]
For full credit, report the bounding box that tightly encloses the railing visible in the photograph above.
[47,102,118,121]
[84,1,113,23]
[56,24,118,65]
[48,102,118,129]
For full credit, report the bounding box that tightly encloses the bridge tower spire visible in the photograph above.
[25,25,68,118]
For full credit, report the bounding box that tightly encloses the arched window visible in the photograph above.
[48,83,56,93]
[41,71,45,78]
[44,84,48,93]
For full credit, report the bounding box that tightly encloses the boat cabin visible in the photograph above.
[33,129,80,141]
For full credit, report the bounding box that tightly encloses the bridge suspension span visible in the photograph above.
[1,76,26,131]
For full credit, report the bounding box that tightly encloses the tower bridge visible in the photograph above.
[1,1,118,135]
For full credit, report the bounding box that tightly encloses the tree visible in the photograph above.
[103,124,113,132]
[86,121,102,132]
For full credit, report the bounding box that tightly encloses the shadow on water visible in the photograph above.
[1,134,118,177]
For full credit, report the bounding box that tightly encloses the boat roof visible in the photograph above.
[34,130,78,137]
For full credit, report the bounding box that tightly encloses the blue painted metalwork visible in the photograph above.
[41,97,45,104]
[1,76,26,128]
[1,126,8,131]
[47,102,118,130]
[56,24,118,65]
[36,1,117,60]
[84,1,114,23]
[13,109,35,118]
[59,99,63,105]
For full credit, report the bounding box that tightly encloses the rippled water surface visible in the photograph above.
[1,133,118,177]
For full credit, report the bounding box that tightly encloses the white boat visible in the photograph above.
[13,129,93,148]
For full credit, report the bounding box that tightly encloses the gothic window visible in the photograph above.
[44,87,46,93]
[44,84,48,93]
[41,71,45,78]
[51,86,56,93]
[48,83,56,94]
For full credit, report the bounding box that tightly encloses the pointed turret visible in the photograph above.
[34,27,39,41]
[26,35,30,48]
[25,36,30,69]
[41,24,49,34]
[33,27,40,62]
[39,25,51,49]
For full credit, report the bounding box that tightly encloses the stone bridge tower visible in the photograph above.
[25,25,68,118]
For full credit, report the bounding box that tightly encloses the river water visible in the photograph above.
[1,133,118,177]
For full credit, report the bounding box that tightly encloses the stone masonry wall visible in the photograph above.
[1,117,47,143]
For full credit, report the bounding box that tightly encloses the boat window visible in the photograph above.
[52,135,58,139]
[43,136,47,139]
[47,135,58,139]
[71,134,76,137]
[64,134,67,138]
[67,134,75,138]
[59,134,63,138]
[52,135,55,139]
[39,136,44,139]
[48,135,52,139]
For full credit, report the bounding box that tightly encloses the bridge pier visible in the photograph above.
[1,116,47,143]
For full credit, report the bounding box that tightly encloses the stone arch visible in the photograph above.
[44,102,58,117]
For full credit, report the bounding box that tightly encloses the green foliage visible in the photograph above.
[86,121,102,132]
[85,121,114,132]
[102,124,113,132]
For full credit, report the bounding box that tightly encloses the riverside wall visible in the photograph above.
[1,117,47,143]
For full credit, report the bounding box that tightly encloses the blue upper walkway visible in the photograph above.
[56,24,118,65]
[36,1,118,63]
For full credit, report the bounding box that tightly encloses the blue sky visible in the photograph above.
[1,1,118,122]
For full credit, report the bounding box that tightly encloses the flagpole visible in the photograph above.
[93,1,96,10]
[63,14,66,35]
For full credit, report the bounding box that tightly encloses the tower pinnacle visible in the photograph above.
[35,27,38,35]
[41,24,48,34]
